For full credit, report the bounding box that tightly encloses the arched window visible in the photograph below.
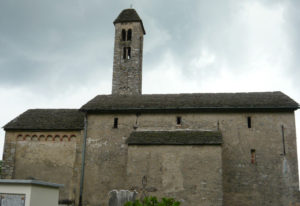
[127,29,132,41]
[122,29,126,41]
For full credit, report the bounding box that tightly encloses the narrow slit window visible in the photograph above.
[127,47,131,59]
[281,125,286,155]
[251,149,256,164]
[114,118,118,128]
[123,47,126,59]
[176,116,182,125]
[122,29,126,41]
[127,29,132,41]
[247,117,251,128]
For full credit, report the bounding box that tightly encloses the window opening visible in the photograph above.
[127,29,132,41]
[114,118,118,128]
[122,29,126,41]
[251,149,256,164]
[281,125,286,155]
[123,47,126,59]
[176,116,182,125]
[247,117,251,128]
[127,47,131,59]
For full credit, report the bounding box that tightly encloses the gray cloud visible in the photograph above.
[0,0,124,94]
[0,0,299,101]
[2,0,298,94]
[284,0,300,88]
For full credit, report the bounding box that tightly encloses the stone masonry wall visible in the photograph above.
[219,112,300,206]
[112,22,144,95]
[83,111,299,206]
[2,132,16,179]
[83,114,136,205]
[2,130,83,205]
[127,145,223,206]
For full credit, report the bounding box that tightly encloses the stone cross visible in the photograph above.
[131,176,157,200]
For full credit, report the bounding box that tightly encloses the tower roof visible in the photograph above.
[113,8,146,34]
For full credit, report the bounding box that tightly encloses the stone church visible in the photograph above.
[2,8,300,206]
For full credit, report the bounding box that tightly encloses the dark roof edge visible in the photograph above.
[127,130,222,145]
[80,106,298,113]
[127,137,222,146]
[0,180,63,188]
[127,142,222,146]
[3,128,83,132]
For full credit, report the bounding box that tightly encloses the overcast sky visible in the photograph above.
[0,0,299,165]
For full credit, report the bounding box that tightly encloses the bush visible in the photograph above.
[124,196,180,206]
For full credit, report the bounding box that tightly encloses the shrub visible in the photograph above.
[124,196,180,206]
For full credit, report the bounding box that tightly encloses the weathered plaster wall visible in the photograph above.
[127,145,223,206]
[83,114,136,205]
[218,112,299,206]
[2,131,82,204]
[83,112,299,206]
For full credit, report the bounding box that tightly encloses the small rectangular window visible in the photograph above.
[176,116,182,125]
[247,117,251,128]
[251,149,256,164]
[113,118,118,128]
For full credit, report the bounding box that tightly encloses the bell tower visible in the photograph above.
[112,9,146,95]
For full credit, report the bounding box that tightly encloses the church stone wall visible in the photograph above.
[83,111,299,206]
[2,130,83,205]
[218,112,300,206]
[83,114,137,205]
[139,112,299,205]
[127,145,223,206]
[2,132,17,179]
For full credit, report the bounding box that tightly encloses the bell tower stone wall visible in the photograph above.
[112,21,144,95]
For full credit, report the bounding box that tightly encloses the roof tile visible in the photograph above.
[4,109,84,131]
[80,92,299,112]
[127,130,222,145]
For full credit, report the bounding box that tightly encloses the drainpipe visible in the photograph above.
[79,113,88,206]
